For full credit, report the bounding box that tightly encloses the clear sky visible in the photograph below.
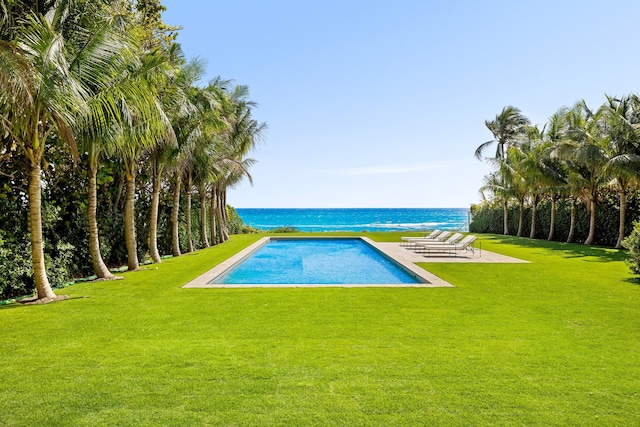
[161,0,640,208]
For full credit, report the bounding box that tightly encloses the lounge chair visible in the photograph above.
[415,232,464,246]
[409,232,462,250]
[403,231,452,249]
[414,235,478,257]
[400,229,442,246]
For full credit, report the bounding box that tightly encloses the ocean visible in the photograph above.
[235,208,470,232]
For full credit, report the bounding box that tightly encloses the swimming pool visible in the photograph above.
[206,237,424,285]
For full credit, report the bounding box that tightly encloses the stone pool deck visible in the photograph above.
[371,241,529,264]
[368,241,528,288]
[184,237,528,289]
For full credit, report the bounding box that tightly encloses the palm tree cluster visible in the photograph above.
[0,1,265,302]
[475,98,640,248]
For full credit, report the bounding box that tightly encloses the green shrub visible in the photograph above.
[469,202,504,234]
[271,226,299,233]
[0,198,33,299]
[0,233,33,299]
[0,198,79,299]
[227,205,244,234]
[45,242,76,288]
[622,220,640,275]
[98,209,127,267]
[241,225,260,234]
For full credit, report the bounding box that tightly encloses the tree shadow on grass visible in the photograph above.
[0,295,87,311]
[621,276,640,285]
[482,234,628,263]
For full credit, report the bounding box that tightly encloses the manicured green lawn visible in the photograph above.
[1,233,639,426]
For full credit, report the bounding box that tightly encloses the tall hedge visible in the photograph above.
[470,190,640,246]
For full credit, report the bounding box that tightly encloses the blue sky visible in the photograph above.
[162,0,640,208]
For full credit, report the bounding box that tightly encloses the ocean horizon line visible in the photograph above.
[235,208,470,232]
[234,207,471,210]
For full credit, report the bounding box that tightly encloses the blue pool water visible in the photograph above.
[210,238,421,285]
[236,208,470,232]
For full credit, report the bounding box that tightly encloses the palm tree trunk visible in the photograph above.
[88,160,115,279]
[171,173,182,257]
[222,190,228,223]
[124,165,139,271]
[502,198,509,235]
[517,200,524,237]
[209,185,217,245]
[148,167,163,264]
[199,185,209,248]
[112,174,125,213]
[567,199,576,243]
[529,199,538,239]
[214,187,227,243]
[584,198,596,245]
[220,189,230,241]
[185,174,194,253]
[547,198,556,241]
[616,188,627,249]
[29,161,56,300]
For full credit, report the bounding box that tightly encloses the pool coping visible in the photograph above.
[182,236,454,288]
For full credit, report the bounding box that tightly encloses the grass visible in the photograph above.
[1,232,639,426]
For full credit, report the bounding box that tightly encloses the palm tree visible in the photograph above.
[209,180,220,245]
[117,51,173,271]
[0,4,94,301]
[211,86,266,243]
[189,131,218,249]
[214,157,257,241]
[500,138,535,237]
[167,62,205,257]
[75,7,163,279]
[184,78,262,248]
[602,94,640,248]
[108,0,177,270]
[475,106,530,161]
[479,168,514,232]
[196,175,210,248]
[545,108,583,243]
[516,125,558,239]
[542,109,569,241]
[476,106,530,234]
[187,82,232,249]
[144,43,193,264]
[183,167,196,252]
[215,103,265,241]
[556,101,609,245]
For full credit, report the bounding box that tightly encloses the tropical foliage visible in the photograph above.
[622,220,640,274]
[473,97,640,249]
[0,1,265,301]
